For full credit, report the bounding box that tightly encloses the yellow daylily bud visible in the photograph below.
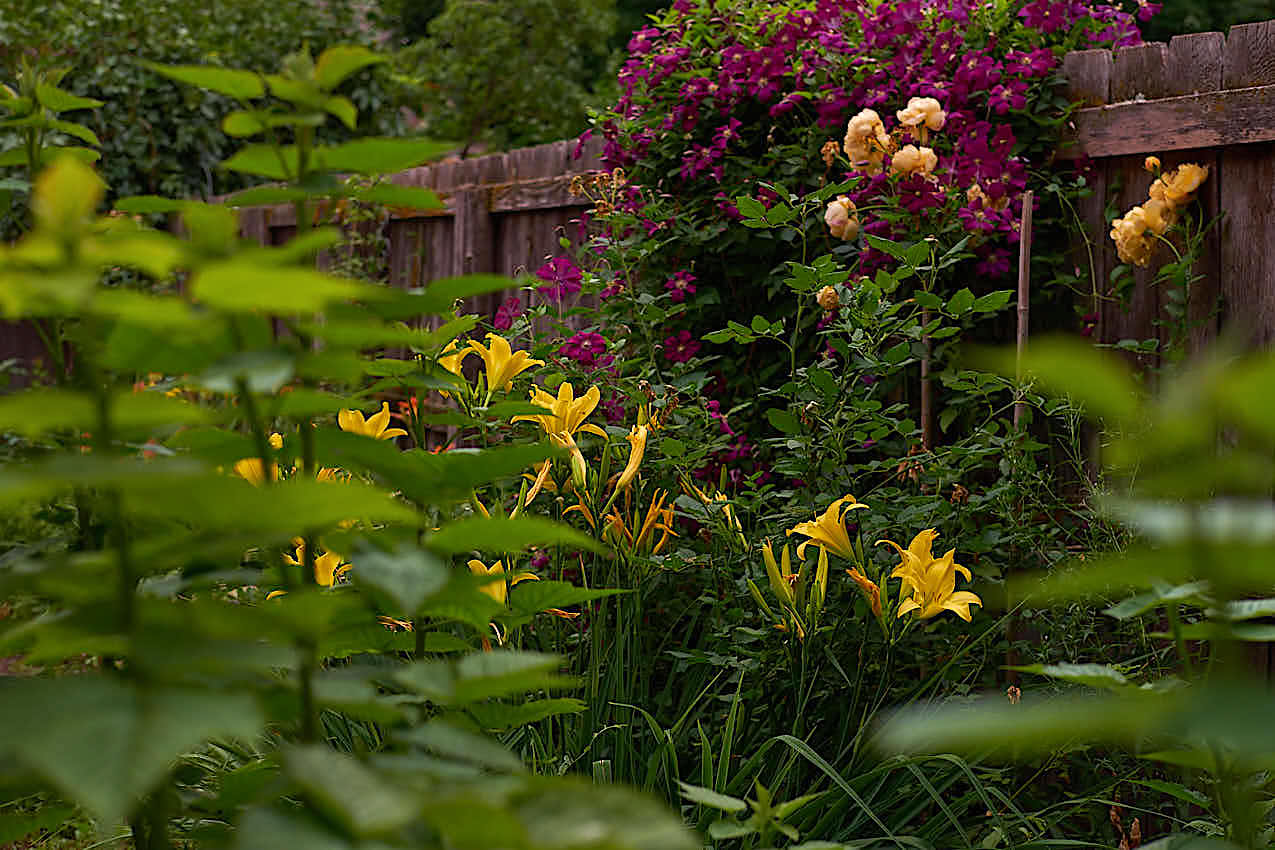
[268,432,284,449]
[761,540,795,607]
[614,425,647,491]
[747,578,778,622]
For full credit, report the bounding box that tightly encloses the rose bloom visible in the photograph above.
[1161,163,1208,206]
[896,96,946,132]
[890,144,938,178]
[824,195,859,240]
[843,108,892,173]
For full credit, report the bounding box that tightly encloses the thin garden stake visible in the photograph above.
[1014,190,1034,431]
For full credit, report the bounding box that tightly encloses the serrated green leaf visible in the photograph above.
[972,290,1013,312]
[766,407,801,435]
[946,288,974,315]
[352,545,448,613]
[506,580,625,616]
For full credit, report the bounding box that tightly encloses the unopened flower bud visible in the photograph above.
[816,285,840,312]
[1144,156,1160,173]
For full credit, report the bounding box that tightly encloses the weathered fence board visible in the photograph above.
[1065,18,1275,355]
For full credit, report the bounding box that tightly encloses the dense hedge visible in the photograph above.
[0,0,404,201]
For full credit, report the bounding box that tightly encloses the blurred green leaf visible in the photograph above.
[0,677,262,825]
[980,336,1140,422]
[193,263,369,313]
[143,62,265,98]
[466,698,587,731]
[398,720,524,772]
[1007,663,1135,692]
[314,46,387,90]
[428,516,607,557]
[506,580,624,616]
[352,545,448,613]
[678,782,748,813]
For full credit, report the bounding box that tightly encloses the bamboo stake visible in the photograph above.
[1006,189,1034,688]
[1013,190,1034,431]
[920,307,933,451]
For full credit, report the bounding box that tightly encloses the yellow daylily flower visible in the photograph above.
[877,528,939,597]
[338,402,408,440]
[614,425,648,492]
[879,529,981,621]
[512,383,607,440]
[438,339,467,377]
[786,494,869,561]
[466,333,544,393]
[233,457,279,486]
[436,340,469,399]
[268,432,284,449]
[284,541,352,587]
[466,559,539,606]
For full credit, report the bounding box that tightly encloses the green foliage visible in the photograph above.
[0,0,405,210]
[0,47,695,850]
[877,340,1275,849]
[394,0,618,154]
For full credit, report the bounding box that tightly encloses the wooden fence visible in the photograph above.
[239,136,607,317]
[1062,18,1275,357]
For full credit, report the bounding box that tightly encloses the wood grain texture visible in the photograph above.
[1224,20,1275,88]
[1164,48,1224,353]
[1219,142,1275,346]
[489,176,592,212]
[1068,85,1275,158]
[1063,49,1112,106]
[1111,42,1170,101]
[1167,32,1225,95]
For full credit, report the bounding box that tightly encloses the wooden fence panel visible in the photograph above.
[1065,19,1275,356]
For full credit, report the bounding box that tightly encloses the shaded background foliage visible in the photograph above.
[0,0,404,202]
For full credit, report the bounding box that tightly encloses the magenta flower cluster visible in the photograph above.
[696,399,757,485]
[664,271,697,303]
[535,256,583,301]
[493,296,524,330]
[663,330,701,364]
[558,331,615,370]
[596,0,1149,279]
